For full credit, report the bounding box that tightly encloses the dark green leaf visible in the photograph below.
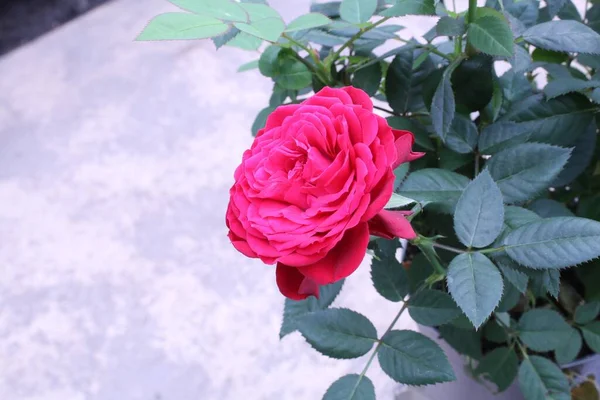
[451,54,495,112]
[399,169,470,213]
[529,199,574,218]
[436,16,465,36]
[387,117,435,150]
[497,257,529,293]
[497,278,521,312]
[431,75,455,141]
[352,62,382,96]
[553,122,597,187]
[589,4,600,33]
[467,16,514,57]
[311,1,343,18]
[408,289,461,326]
[258,45,281,77]
[275,58,312,90]
[528,269,561,298]
[557,0,582,21]
[504,217,600,269]
[581,321,600,352]
[544,78,600,100]
[518,356,570,400]
[486,143,571,204]
[484,319,510,343]
[499,71,534,112]
[545,0,567,18]
[445,114,478,154]
[506,0,539,28]
[280,280,345,338]
[511,45,533,73]
[407,253,434,294]
[447,252,504,328]
[380,0,436,16]
[251,106,276,136]
[475,347,519,392]
[394,164,410,191]
[137,13,230,41]
[386,51,435,114]
[454,170,505,248]
[378,330,456,385]
[578,54,600,69]
[575,301,600,324]
[439,148,472,171]
[323,374,376,400]
[532,48,569,64]
[371,239,409,302]
[285,13,331,32]
[478,121,532,155]
[518,309,572,351]
[298,308,377,359]
[522,21,600,54]
[438,325,482,359]
[555,327,582,364]
[340,0,378,23]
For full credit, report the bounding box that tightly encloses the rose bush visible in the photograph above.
[226,86,422,300]
[139,0,600,399]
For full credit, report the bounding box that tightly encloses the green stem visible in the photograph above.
[468,0,477,23]
[433,243,466,254]
[478,246,506,254]
[332,16,392,61]
[282,33,320,65]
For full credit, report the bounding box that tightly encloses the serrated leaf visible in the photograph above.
[575,302,600,325]
[352,62,382,96]
[511,45,532,73]
[544,78,600,100]
[446,114,478,154]
[431,76,455,141]
[475,347,519,392]
[285,13,331,32]
[497,278,521,312]
[394,164,410,191]
[399,169,470,213]
[438,325,482,359]
[506,0,540,28]
[447,252,504,328]
[467,16,514,57]
[169,0,249,21]
[501,94,594,146]
[546,0,567,18]
[371,239,409,302]
[408,289,461,326]
[229,31,262,50]
[518,309,572,351]
[581,322,600,352]
[436,16,465,36]
[523,20,600,54]
[213,26,241,48]
[340,0,378,23]
[386,51,435,114]
[553,122,597,187]
[454,170,505,248]
[529,198,574,218]
[387,116,435,150]
[528,269,561,298]
[234,18,285,41]
[503,217,600,269]
[298,308,377,359]
[496,257,529,293]
[378,330,456,385]
[280,280,345,338]
[555,327,582,364]
[486,143,572,204]
[137,13,230,41]
[275,58,312,90]
[385,193,415,209]
[323,374,376,400]
[380,0,436,16]
[478,121,532,155]
[519,356,570,400]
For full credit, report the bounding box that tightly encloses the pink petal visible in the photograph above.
[368,210,417,240]
[276,263,320,300]
[392,130,425,169]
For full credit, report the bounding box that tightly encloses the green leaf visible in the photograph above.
[169,0,248,21]
[378,330,456,385]
[478,121,532,155]
[385,193,415,209]
[275,58,312,90]
[438,325,482,359]
[446,114,478,154]
[399,169,470,213]
[581,321,600,352]
[486,143,572,204]
[436,16,466,36]
[386,51,435,114]
[510,45,532,73]
[447,252,504,328]
[387,116,435,150]
[504,217,600,269]
[380,0,436,16]
[506,0,540,28]
[578,54,600,70]
[298,308,377,359]
[454,170,505,248]
[285,13,331,32]
[340,0,378,23]
[213,26,240,48]
[431,76,455,141]
[497,278,521,312]
[407,253,434,294]
[529,198,574,218]
[475,347,519,392]
[496,257,529,293]
[467,16,514,57]
[237,59,259,72]
[439,148,472,171]
[251,106,276,136]
[227,31,262,50]
[451,54,495,112]
[532,48,569,64]
[546,0,568,18]
[518,309,572,351]
[408,289,461,326]
[554,327,582,364]
[258,45,281,77]
[371,239,409,302]
[137,13,230,41]
[519,356,570,400]
[352,62,382,96]
[553,122,597,187]
[522,21,600,54]
[528,269,561,298]
[280,280,345,338]
[575,301,600,325]
[544,78,600,100]
[323,374,376,400]
[394,164,410,191]
[234,3,284,41]
[484,319,509,343]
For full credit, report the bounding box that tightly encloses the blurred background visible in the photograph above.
[0,0,583,399]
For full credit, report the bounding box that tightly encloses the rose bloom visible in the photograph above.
[226,87,423,300]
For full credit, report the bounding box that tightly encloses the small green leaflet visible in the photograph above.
[554,327,582,365]
[517,309,571,352]
[399,169,470,213]
[323,374,376,400]
[467,16,514,57]
[137,13,230,41]
[474,347,519,392]
[371,239,409,302]
[581,321,600,353]
[518,356,570,400]
[574,301,600,325]
[408,289,461,326]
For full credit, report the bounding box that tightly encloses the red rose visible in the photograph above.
[226,87,423,300]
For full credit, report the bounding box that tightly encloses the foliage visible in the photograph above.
[140,0,600,398]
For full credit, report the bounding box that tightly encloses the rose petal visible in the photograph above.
[368,209,417,240]
[297,222,370,285]
[392,130,425,169]
[361,168,394,222]
[342,86,373,111]
[276,263,320,300]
